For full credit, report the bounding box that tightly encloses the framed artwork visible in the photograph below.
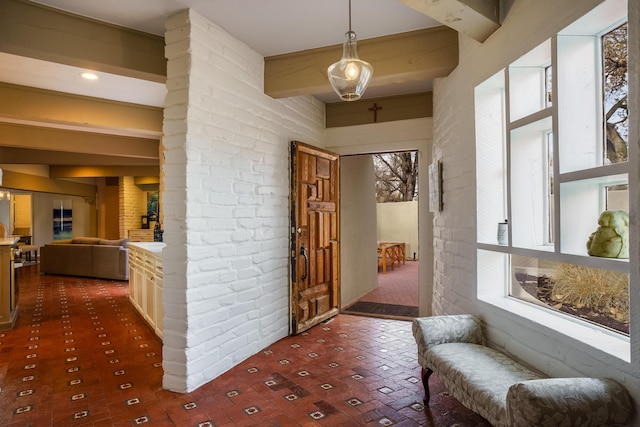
[53,199,73,240]
[428,160,443,212]
[147,191,159,222]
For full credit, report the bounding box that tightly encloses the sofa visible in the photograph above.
[40,237,129,280]
[412,314,632,427]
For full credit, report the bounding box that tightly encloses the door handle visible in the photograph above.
[300,244,308,281]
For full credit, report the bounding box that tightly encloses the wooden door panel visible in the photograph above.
[330,212,337,240]
[291,141,340,334]
[316,157,330,178]
[299,184,309,227]
[300,284,329,300]
[301,153,309,182]
[316,212,324,247]
[316,179,324,201]
[322,213,330,246]
[331,240,339,295]
[316,295,330,314]
[298,301,309,323]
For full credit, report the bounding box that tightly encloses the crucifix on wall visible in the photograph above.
[368,102,383,123]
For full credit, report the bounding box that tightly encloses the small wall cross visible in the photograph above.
[368,102,383,123]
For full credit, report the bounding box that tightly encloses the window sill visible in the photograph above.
[479,295,630,363]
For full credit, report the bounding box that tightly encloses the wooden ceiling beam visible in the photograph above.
[264,27,458,99]
[0,0,166,82]
[326,92,433,128]
[0,169,96,198]
[0,83,163,137]
[0,122,159,159]
[0,147,159,166]
[399,0,500,42]
[49,165,160,178]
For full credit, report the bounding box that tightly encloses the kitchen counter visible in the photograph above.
[128,242,165,338]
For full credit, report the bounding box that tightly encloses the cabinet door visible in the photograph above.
[134,267,144,311]
[144,271,156,328]
[129,263,136,302]
[154,276,163,338]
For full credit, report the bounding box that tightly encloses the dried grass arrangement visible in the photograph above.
[551,264,629,323]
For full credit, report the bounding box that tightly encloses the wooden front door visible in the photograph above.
[290,141,340,334]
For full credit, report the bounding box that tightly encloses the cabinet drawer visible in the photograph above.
[128,229,154,242]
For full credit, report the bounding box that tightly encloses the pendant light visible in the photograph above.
[327,0,373,101]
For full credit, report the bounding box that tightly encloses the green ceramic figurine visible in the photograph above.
[586,210,629,258]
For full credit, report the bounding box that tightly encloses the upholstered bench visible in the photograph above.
[412,314,632,427]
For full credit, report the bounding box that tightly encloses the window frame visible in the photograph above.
[475,0,631,359]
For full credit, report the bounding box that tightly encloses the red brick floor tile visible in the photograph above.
[0,264,490,426]
[367,261,419,306]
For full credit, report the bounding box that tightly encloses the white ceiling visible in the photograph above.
[32,0,441,56]
[0,52,168,107]
[0,0,442,106]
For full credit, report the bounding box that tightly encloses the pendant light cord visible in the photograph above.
[348,0,352,33]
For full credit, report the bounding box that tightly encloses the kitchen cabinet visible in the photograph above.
[128,242,165,338]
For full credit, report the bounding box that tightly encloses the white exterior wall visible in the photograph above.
[433,0,640,413]
[162,9,325,392]
[377,201,419,260]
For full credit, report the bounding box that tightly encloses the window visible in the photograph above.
[603,23,628,165]
[475,0,631,348]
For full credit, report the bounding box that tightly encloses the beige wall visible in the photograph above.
[0,197,9,234]
[377,201,419,260]
[32,192,94,247]
[340,156,378,308]
[12,194,31,230]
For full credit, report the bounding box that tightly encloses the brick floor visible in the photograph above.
[359,260,419,307]
[0,264,490,426]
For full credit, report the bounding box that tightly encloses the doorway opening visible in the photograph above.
[341,151,419,320]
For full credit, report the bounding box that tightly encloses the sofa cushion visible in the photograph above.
[48,239,73,244]
[98,238,129,247]
[72,237,101,245]
[92,245,128,280]
[506,378,633,427]
[413,314,483,355]
[427,342,543,427]
[40,244,94,277]
[41,237,129,280]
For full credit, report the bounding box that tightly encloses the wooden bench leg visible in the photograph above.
[422,368,434,404]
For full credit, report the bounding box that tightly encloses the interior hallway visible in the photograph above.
[0,264,488,426]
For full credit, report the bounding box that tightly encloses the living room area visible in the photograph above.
[0,175,161,259]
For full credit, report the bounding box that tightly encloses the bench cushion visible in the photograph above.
[427,342,543,427]
[507,378,633,427]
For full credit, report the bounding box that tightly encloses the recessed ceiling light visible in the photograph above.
[80,71,98,80]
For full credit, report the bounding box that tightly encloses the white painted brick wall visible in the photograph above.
[162,9,325,392]
[433,0,640,413]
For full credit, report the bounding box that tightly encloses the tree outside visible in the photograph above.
[603,22,628,164]
[373,152,418,203]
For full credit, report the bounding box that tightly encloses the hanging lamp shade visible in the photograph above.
[327,1,373,101]
[327,31,373,101]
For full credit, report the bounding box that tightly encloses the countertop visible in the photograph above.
[0,237,19,246]
[128,241,165,254]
